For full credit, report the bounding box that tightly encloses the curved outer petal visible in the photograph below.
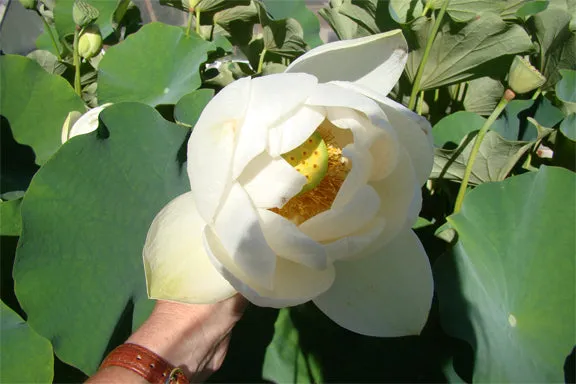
[239,152,306,209]
[332,143,373,209]
[333,81,434,186]
[143,192,236,304]
[268,105,326,157]
[370,148,421,246]
[232,73,318,179]
[313,229,433,337]
[306,83,390,133]
[324,216,386,262]
[65,103,112,142]
[285,30,408,98]
[203,226,335,308]
[188,77,251,223]
[258,209,328,270]
[213,182,277,290]
[299,184,381,242]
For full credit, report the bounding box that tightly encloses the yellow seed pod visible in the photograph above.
[282,132,329,194]
[508,56,546,94]
[78,26,103,59]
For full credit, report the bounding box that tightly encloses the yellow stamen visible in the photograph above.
[272,120,351,225]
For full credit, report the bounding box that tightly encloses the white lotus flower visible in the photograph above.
[61,103,111,144]
[143,30,434,337]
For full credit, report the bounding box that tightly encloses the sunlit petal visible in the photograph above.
[286,30,408,97]
[188,77,251,223]
[213,182,277,290]
[258,209,328,270]
[239,152,306,209]
[143,192,236,304]
[204,227,335,308]
[313,229,433,337]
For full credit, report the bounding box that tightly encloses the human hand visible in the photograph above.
[88,294,247,383]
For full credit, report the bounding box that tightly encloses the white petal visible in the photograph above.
[204,227,335,308]
[143,192,236,304]
[332,143,373,209]
[370,148,421,245]
[332,81,433,186]
[268,105,326,157]
[239,152,306,209]
[306,83,389,131]
[258,209,328,270]
[326,107,383,149]
[324,216,386,262]
[286,30,408,98]
[212,182,277,290]
[313,229,433,337]
[372,97,433,185]
[232,73,318,178]
[299,184,380,242]
[188,77,252,223]
[67,103,112,141]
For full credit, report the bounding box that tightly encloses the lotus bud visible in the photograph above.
[18,0,37,10]
[73,0,99,27]
[508,56,546,94]
[78,26,103,59]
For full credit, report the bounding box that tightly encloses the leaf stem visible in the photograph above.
[195,8,201,36]
[531,88,542,100]
[453,90,515,213]
[36,10,62,60]
[421,1,431,17]
[186,9,193,37]
[73,27,82,96]
[417,90,425,115]
[257,48,267,74]
[408,0,450,111]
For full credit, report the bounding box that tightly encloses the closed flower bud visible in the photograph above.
[73,0,99,27]
[508,56,546,94]
[18,0,37,10]
[78,26,103,59]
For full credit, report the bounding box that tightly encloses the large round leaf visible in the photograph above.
[13,102,189,374]
[98,23,213,106]
[1,301,54,383]
[435,166,575,382]
[0,55,85,165]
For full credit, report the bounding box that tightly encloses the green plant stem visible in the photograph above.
[532,88,542,100]
[186,9,193,37]
[417,90,425,115]
[454,92,513,213]
[434,88,440,102]
[195,8,201,35]
[73,27,82,96]
[421,1,431,17]
[408,0,450,111]
[257,48,267,74]
[36,10,62,60]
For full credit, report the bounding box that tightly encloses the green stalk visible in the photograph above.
[257,48,267,74]
[408,0,450,111]
[73,27,82,96]
[453,90,515,213]
[417,90,425,115]
[531,88,542,100]
[36,10,62,60]
[195,8,201,35]
[421,1,431,17]
[186,9,193,37]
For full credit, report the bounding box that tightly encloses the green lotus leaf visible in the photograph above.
[435,166,575,382]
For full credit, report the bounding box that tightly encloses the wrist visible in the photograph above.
[126,297,246,380]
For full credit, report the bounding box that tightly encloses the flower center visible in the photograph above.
[272,120,351,225]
